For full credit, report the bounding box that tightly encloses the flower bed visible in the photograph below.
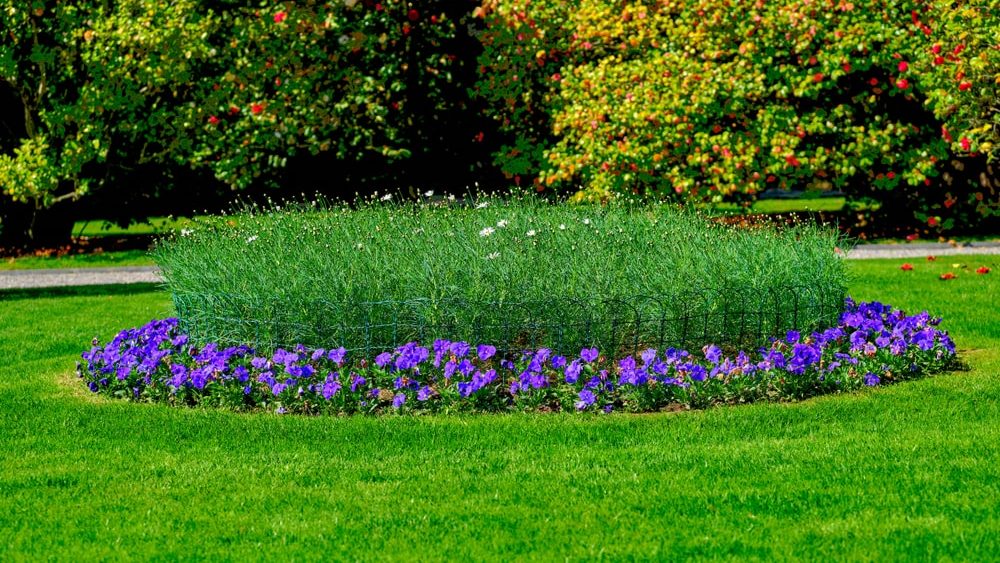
[79,299,957,415]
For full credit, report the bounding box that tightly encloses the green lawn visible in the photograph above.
[714,196,849,215]
[0,249,154,270]
[72,216,195,237]
[1,258,998,559]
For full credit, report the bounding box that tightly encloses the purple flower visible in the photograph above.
[686,364,708,382]
[327,347,347,365]
[864,372,881,386]
[286,364,314,378]
[551,355,567,369]
[449,341,470,358]
[576,389,596,410]
[786,330,800,344]
[849,330,868,350]
[703,345,722,365]
[457,359,476,376]
[432,339,451,367]
[580,347,599,363]
[272,348,298,366]
[477,344,497,361]
[912,328,936,351]
[234,365,249,382]
[375,352,393,368]
[417,386,433,401]
[392,393,406,409]
[640,348,657,365]
[509,380,521,395]
[875,333,891,348]
[322,378,342,400]
[350,374,366,392]
[564,360,582,384]
[169,363,188,387]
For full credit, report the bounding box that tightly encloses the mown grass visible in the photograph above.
[153,198,846,355]
[72,216,195,237]
[0,249,154,270]
[0,257,998,559]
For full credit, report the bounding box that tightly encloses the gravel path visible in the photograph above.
[0,266,161,290]
[845,241,1000,260]
[2,242,999,289]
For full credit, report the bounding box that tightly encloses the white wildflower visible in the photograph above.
[582,218,591,225]
[424,190,435,197]
[476,201,489,209]
[486,252,500,260]
[180,228,194,236]
[246,235,259,244]
[381,193,393,201]
[479,227,495,237]
[356,243,364,250]
[559,224,567,230]
[496,219,508,228]
[526,230,536,237]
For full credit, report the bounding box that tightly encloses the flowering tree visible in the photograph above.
[477,0,1000,231]
[0,1,478,244]
[0,1,216,241]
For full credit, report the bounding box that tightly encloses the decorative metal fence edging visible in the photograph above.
[172,283,844,357]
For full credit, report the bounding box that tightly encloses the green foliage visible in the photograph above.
[476,0,1000,228]
[173,1,466,188]
[152,197,846,352]
[0,1,469,217]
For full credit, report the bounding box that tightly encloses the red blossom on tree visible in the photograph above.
[274,11,286,23]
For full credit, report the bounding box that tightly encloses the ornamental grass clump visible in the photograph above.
[152,196,847,354]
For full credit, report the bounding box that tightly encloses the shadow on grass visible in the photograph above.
[0,282,164,301]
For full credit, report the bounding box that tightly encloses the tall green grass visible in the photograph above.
[153,197,847,354]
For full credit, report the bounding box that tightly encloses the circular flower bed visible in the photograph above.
[79,299,957,415]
